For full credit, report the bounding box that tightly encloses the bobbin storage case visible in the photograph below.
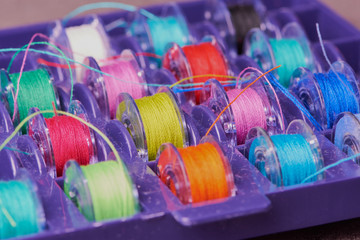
[1,0,360,239]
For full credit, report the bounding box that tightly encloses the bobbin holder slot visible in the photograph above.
[2,0,360,239]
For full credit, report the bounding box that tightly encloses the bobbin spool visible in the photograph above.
[333,112,360,165]
[63,159,140,222]
[163,36,230,105]
[244,22,315,86]
[201,70,285,146]
[0,168,47,236]
[49,15,114,80]
[80,50,147,119]
[116,87,189,161]
[127,3,192,68]
[290,60,360,130]
[155,135,236,205]
[27,100,98,178]
[0,66,60,127]
[204,0,265,56]
[246,119,324,187]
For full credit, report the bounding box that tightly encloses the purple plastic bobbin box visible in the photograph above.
[1,0,360,239]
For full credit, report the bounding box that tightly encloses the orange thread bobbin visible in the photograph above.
[156,137,236,204]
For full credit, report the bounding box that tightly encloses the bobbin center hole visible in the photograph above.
[343,134,360,165]
[299,88,316,116]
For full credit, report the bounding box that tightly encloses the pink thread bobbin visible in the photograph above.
[80,50,147,119]
[201,68,285,146]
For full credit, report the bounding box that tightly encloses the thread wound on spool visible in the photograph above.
[65,24,109,77]
[0,180,41,239]
[315,71,359,129]
[227,88,268,144]
[101,59,146,118]
[64,160,138,222]
[45,116,93,176]
[134,93,185,160]
[8,69,57,132]
[157,141,235,204]
[167,42,228,104]
[147,16,190,57]
[249,134,317,186]
[269,39,306,87]
[228,5,261,53]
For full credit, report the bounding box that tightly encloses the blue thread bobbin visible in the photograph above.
[27,100,98,178]
[116,87,189,162]
[244,19,315,87]
[79,49,148,120]
[247,119,324,187]
[290,60,360,130]
[333,112,360,165]
[200,69,285,146]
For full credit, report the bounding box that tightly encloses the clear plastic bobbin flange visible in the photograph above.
[27,100,98,178]
[333,112,360,165]
[246,119,324,187]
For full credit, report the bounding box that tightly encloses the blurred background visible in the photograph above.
[0,0,359,30]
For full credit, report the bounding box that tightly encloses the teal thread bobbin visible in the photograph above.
[127,3,192,67]
[0,170,45,239]
[244,22,315,88]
